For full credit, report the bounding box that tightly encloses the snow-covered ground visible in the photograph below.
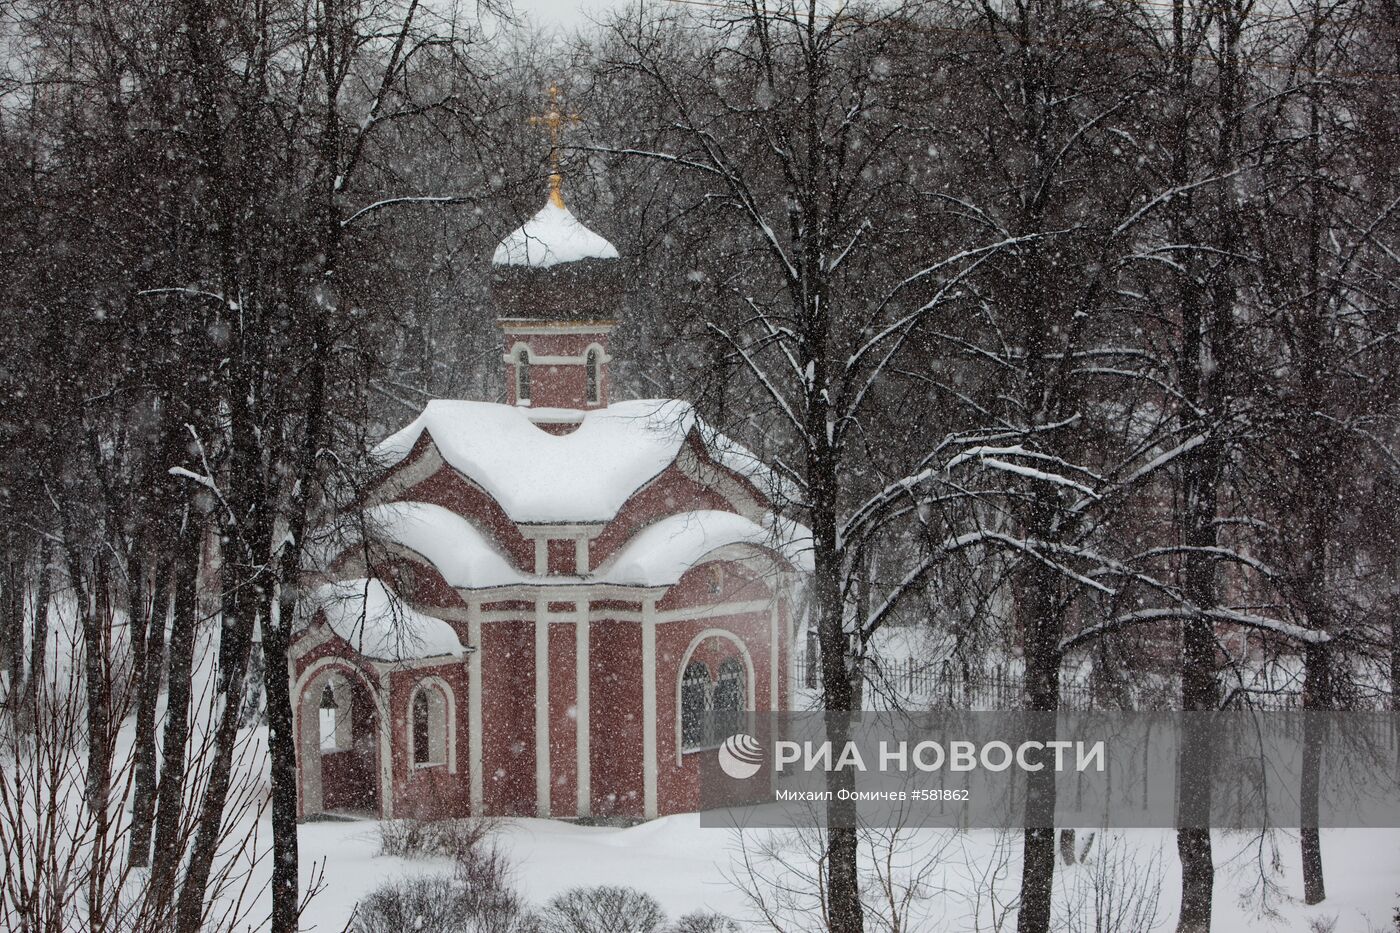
[290,815,1400,931]
[295,623,1394,930]
[12,607,1394,931]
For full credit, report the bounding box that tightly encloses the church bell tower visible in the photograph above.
[491,86,620,417]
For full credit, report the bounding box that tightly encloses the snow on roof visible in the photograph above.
[354,504,810,589]
[311,578,464,662]
[373,398,776,524]
[367,501,521,589]
[597,510,813,586]
[491,201,620,268]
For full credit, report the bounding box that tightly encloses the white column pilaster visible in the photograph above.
[468,602,484,814]
[642,598,659,819]
[772,599,783,710]
[576,602,591,817]
[378,668,395,820]
[535,596,551,818]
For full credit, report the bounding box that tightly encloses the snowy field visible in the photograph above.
[287,815,1400,931]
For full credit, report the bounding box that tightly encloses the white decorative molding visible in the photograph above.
[518,523,606,538]
[673,441,766,522]
[471,596,774,626]
[287,623,335,661]
[657,599,773,624]
[362,441,445,509]
[499,351,610,367]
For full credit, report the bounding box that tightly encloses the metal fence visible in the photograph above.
[793,652,1326,712]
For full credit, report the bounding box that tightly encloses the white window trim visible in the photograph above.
[673,629,755,765]
[583,342,606,406]
[407,676,457,773]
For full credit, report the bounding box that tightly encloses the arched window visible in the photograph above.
[585,348,600,404]
[714,657,745,739]
[681,662,710,751]
[410,681,449,768]
[515,347,531,403]
[318,677,351,753]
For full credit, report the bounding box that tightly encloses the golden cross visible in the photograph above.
[528,85,581,208]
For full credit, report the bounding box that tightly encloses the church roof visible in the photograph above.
[310,577,464,661]
[597,509,814,584]
[362,502,813,590]
[368,501,523,588]
[491,201,619,268]
[372,398,777,524]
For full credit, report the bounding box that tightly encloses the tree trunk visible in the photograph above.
[1017,549,1062,933]
[1297,11,1331,902]
[1300,642,1331,904]
[173,577,260,933]
[265,582,301,933]
[149,526,200,921]
[128,563,172,867]
[1,545,22,696]
[21,535,52,719]
[70,547,114,930]
[1176,432,1223,933]
[814,462,864,933]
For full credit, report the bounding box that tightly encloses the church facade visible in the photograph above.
[287,169,808,823]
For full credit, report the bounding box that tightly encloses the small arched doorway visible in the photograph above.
[299,665,380,817]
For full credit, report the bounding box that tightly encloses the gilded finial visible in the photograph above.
[528,84,582,208]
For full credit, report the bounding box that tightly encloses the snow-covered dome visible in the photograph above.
[492,200,619,268]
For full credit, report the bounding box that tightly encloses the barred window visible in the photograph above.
[681,662,710,750]
[714,657,745,739]
[585,349,600,404]
[515,348,531,402]
[681,655,748,752]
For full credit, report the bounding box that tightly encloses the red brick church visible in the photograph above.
[288,165,809,823]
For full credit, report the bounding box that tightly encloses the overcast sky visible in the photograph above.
[505,0,634,33]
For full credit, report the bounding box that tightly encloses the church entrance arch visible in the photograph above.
[298,661,381,817]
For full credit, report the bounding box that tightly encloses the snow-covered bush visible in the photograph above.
[377,816,496,861]
[356,818,527,933]
[530,885,667,933]
[352,875,469,933]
